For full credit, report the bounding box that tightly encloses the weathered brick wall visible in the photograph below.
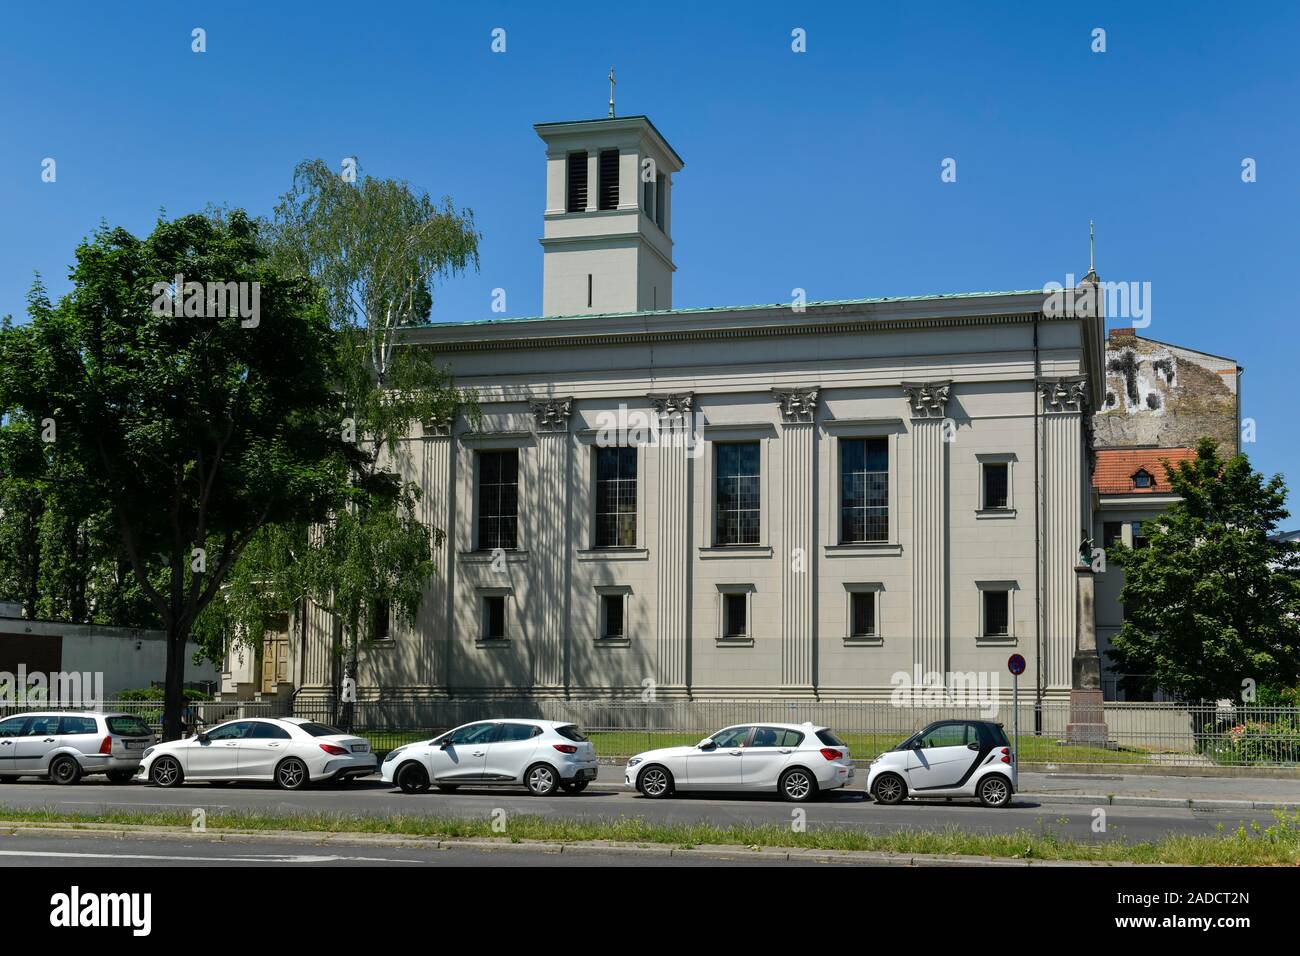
[1093,331,1238,453]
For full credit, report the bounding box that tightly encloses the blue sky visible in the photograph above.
[2,1,1297,516]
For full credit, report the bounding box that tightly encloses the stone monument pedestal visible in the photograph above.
[1066,565,1110,746]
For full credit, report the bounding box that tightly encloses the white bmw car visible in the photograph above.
[625,722,854,802]
[139,717,376,790]
[865,719,1015,808]
[381,719,599,796]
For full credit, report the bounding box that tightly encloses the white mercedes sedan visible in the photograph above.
[138,717,376,790]
[625,722,854,802]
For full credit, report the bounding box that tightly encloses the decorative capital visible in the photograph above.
[421,412,454,438]
[772,387,819,424]
[1039,377,1089,413]
[530,396,573,433]
[647,391,694,420]
[901,380,952,419]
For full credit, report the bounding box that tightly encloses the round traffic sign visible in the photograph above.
[1007,653,1026,676]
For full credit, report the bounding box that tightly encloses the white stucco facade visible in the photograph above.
[293,114,1107,704]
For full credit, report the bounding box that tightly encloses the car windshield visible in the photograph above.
[298,723,345,737]
[107,715,153,737]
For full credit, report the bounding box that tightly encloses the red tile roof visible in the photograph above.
[1093,447,1196,494]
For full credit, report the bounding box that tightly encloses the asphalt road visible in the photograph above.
[0,777,1272,844]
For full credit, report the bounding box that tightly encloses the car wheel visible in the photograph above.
[150,756,184,788]
[872,772,907,805]
[397,762,431,794]
[561,779,589,795]
[637,765,674,799]
[779,767,818,803]
[275,757,310,791]
[105,769,135,785]
[435,783,459,793]
[50,756,82,786]
[978,774,1012,808]
[525,763,560,796]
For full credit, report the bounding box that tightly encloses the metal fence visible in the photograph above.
[3,697,1296,768]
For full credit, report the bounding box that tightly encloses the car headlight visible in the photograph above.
[383,748,405,763]
[143,747,155,760]
[626,757,643,768]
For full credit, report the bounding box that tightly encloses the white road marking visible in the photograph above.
[0,848,419,864]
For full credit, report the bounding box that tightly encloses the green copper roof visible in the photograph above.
[410,289,1045,331]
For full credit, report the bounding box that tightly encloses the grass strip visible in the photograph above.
[1,807,1297,865]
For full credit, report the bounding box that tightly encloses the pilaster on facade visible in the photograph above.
[650,391,693,690]
[529,396,573,689]
[420,412,455,692]
[773,388,818,689]
[903,380,950,678]
[1039,377,1088,690]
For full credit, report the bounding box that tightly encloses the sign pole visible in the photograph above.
[1006,653,1025,790]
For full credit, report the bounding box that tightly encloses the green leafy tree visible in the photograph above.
[1109,439,1300,701]
[197,161,479,725]
[0,212,349,738]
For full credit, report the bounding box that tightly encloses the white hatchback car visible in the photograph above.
[865,719,1015,808]
[139,717,376,789]
[626,722,854,802]
[0,711,154,784]
[381,719,599,796]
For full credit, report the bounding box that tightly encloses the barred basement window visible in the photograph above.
[598,149,619,210]
[983,590,1010,637]
[983,462,1009,509]
[595,447,637,547]
[840,438,888,543]
[566,152,588,212]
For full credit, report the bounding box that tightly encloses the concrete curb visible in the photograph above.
[0,820,1156,867]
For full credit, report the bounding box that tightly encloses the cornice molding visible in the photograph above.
[405,310,1047,355]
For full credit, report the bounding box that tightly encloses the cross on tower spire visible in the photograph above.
[608,67,616,118]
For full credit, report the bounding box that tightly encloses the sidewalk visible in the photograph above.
[594,765,1299,811]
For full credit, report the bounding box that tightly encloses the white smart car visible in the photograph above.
[626,722,854,802]
[865,719,1015,808]
[139,717,376,789]
[381,719,599,796]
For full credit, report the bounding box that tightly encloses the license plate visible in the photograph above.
[579,768,596,779]
[124,741,146,750]
[351,744,369,753]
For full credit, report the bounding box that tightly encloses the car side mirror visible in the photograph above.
[196,733,209,743]
[967,742,980,751]
[697,738,716,750]
[439,739,454,749]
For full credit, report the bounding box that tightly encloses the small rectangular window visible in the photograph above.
[723,593,747,638]
[566,152,588,212]
[983,462,1009,509]
[1131,521,1149,549]
[642,176,654,216]
[983,591,1010,637]
[598,149,619,210]
[655,172,666,226]
[484,595,506,640]
[601,593,625,639]
[850,591,875,638]
[370,599,391,640]
[1103,521,1123,548]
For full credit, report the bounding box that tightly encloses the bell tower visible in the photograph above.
[534,114,684,316]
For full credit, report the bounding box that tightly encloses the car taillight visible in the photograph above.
[553,744,578,754]
[99,736,112,755]
[319,744,348,755]
[1000,747,1011,764]
[820,748,842,761]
